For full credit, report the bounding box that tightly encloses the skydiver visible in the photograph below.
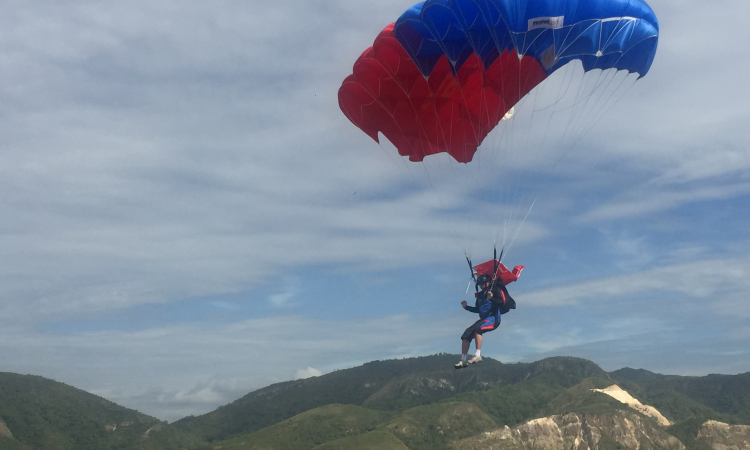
[455,273,514,369]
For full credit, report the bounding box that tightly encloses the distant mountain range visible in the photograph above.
[1,355,748,450]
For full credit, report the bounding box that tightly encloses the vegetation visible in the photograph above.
[449,379,565,426]
[1,356,748,449]
[174,354,461,441]
[612,369,750,424]
[176,354,611,442]
[212,404,392,450]
[382,401,498,450]
[313,429,410,450]
[0,372,208,450]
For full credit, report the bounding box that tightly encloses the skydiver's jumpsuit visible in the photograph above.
[461,282,512,342]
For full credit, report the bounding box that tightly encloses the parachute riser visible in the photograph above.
[466,256,479,293]
[490,247,504,291]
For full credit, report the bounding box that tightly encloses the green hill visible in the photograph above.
[173,354,461,441]
[2,356,749,450]
[381,401,498,450]
[313,429,410,450]
[211,401,498,450]
[0,372,208,450]
[184,356,750,450]
[206,375,682,450]
[212,403,392,450]
[174,355,610,442]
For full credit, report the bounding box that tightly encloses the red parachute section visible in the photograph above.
[473,259,524,285]
[338,24,548,163]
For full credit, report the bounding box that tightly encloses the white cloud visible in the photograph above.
[577,181,750,223]
[296,367,323,379]
[269,290,296,307]
[523,257,750,311]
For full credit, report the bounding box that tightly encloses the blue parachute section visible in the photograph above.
[394,0,659,78]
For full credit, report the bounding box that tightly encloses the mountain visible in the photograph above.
[0,372,208,450]
[173,354,610,441]
[1,355,749,450]
[205,365,750,450]
[609,368,750,450]
[611,368,750,423]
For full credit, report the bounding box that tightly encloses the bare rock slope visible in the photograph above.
[450,411,684,450]
[698,420,750,450]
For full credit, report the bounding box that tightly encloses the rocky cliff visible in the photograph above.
[697,420,750,450]
[450,411,685,450]
[0,418,13,439]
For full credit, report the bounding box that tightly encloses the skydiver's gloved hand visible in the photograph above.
[461,300,467,309]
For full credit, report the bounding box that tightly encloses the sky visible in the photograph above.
[1,0,749,423]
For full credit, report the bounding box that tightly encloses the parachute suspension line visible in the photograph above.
[416,159,466,255]
[487,46,519,250]
[377,137,419,180]
[551,68,640,169]
[409,69,476,256]
[486,40,530,249]
[449,78,482,255]
[396,62,452,238]
[563,68,614,146]
[451,63,503,256]
[504,196,537,260]
[529,61,588,178]
[528,63,603,178]
[492,38,557,250]
[561,39,650,154]
[570,70,639,146]
[566,26,652,141]
[555,65,597,154]
[524,63,579,206]
[465,64,489,221]
[479,63,512,252]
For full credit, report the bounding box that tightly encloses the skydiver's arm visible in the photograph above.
[463,297,480,313]
[464,304,480,313]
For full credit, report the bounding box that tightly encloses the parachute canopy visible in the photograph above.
[339,0,658,164]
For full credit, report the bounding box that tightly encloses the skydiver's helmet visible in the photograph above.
[476,274,492,287]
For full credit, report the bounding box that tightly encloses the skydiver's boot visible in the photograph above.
[454,360,469,369]
[468,355,482,364]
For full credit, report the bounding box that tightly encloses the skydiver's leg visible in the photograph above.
[469,318,497,364]
[468,333,483,364]
[456,325,477,368]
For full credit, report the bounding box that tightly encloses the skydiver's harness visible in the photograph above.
[466,247,517,316]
